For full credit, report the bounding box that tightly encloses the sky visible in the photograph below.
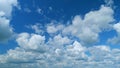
[1,0,120,68]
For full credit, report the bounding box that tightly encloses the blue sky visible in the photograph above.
[0,0,120,68]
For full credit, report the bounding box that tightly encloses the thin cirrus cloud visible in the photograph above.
[1,0,120,68]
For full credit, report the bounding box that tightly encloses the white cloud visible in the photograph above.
[63,5,114,46]
[47,34,72,48]
[108,36,120,45]
[113,23,120,33]
[1,32,118,68]
[108,22,120,45]
[16,33,47,52]
[0,0,18,41]
[31,23,44,34]
[47,23,64,34]
[0,0,119,68]
[0,0,18,17]
[47,25,58,33]
[66,41,87,60]
[1,40,120,68]
[88,46,111,61]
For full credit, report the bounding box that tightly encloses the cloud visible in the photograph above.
[31,23,44,34]
[16,33,47,53]
[113,23,120,34]
[47,34,72,48]
[0,17,13,41]
[46,23,64,34]
[45,5,114,46]
[108,22,120,45]
[0,0,18,41]
[0,0,119,68]
[88,45,111,61]
[1,39,120,68]
[0,0,18,17]
[62,5,114,46]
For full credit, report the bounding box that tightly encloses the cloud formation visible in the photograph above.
[108,23,120,45]
[0,38,120,68]
[1,0,120,68]
[0,0,18,41]
[63,5,114,46]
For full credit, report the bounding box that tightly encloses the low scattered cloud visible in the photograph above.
[0,0,120,68]
[46,23,64,34]
[108,22,120,45]
[31,23,44,34]
[0,39,120,68]
[62,5,114,46]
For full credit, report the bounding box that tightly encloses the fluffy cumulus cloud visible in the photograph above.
[16,33,47,52]
[31,23,44,34]
[1,39,120,68]
[108,23,120,45]
[46,23,64,34]
[47,34,72,48]
[1,0,120,68]
[0,0,18,41]
[62,5,114,46]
